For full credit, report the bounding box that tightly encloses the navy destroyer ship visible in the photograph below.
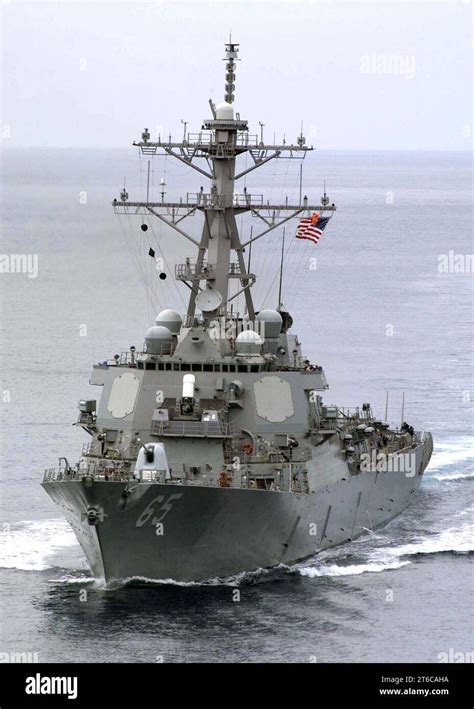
[42,42,433,582]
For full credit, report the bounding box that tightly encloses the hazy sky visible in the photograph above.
[1,0,472,150]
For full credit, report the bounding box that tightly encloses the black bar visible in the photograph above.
[0,663,471,707]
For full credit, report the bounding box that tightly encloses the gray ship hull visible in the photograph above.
[42,442,427,583]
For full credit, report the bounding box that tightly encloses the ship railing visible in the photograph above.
[43,465,311,493]
[281,359,323,372]
[151,418,236,438]
[378,429,425,449]
[80,444,140,464]
[351,432,424,463]
[237,132,258,146]
[186,132,259,148]
[81,442,95,456]
[385,433,421,453]
[300,363,324,374]
[106,351,136,366]
[186,131,214,146]
[101,349,177,367]
[111,347,175,365]
[182,314,204,328]
[260,345,321,372]
[215,311,248,324]
[416,430,432,445]
[232,193,263,207]
[43,468,56,482]
[77,411,96,426]
[43,467,79,482]
[175,261,216,279]
[118,351,139,366]
[183,192,263,208]
[338,407,362,419]
[176,261,247,281]
[141,132,267,156]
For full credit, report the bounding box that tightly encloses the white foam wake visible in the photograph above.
[430,470,474,482]
[48,574,97,585]
[0,518,79,571]
[428,439,474,472]
[297,519,473,579]
[299,559,410,578]
[387,521,473,558]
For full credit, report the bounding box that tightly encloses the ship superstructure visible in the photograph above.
[42,43,433,582]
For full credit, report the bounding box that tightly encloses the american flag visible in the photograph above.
[296,213,331,245]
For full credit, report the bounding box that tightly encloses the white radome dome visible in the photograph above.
[215,102,234,120]
[236,330,263,345]
[235,329,263,356]
[145,325,173,354]
[256,310,283,339]
[155,309,182,335]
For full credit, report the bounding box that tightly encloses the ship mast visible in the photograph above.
[113,41,336,325]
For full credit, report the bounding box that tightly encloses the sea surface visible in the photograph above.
[0,148,472,662]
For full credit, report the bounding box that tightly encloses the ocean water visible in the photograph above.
[0,148,472,663]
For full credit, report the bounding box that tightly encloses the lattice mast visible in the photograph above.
[113,41,336,323]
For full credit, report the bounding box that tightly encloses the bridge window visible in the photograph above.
[145,362,156,370]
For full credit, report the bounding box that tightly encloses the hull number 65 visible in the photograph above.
[135,493,183,527]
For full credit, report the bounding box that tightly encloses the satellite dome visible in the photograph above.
[235,329,263,355]
[236,329,263,344]
[215,102,234,120]
[156,309,182,335]
[145,325,173,355]
[256,310,283,339]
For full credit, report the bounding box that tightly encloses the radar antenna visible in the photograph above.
[113,41,336,325]
[224,40,239,104]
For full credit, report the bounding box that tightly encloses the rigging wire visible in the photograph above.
[251,156,279,306]
[146,216,187,311]
[236,150,249,315]
[116,150,198,323]
[116,212,163,322]
[124,211,164,319]
[261,230,294,309]
[254,157,298,307]
[147,152,187,312]
[259,162,310,309]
